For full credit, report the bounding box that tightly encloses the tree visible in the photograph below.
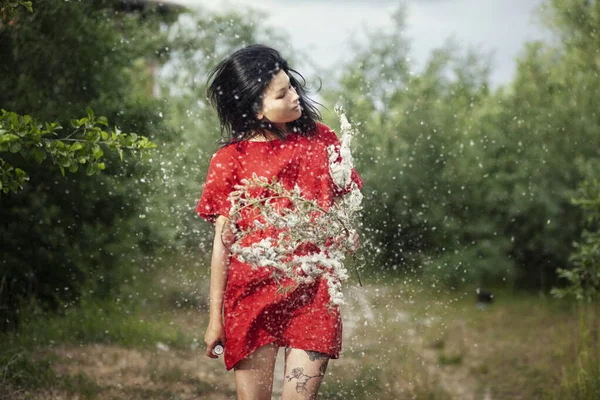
[323,7,511,286]
[552,159,600,302]
[0,0,180,331]
[476,0,600,288]
[0,108,156,194]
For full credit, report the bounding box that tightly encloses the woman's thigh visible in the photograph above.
[234,342,279,400]
[282,348,330,400]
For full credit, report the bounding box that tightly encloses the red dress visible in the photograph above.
[196,122,363,370]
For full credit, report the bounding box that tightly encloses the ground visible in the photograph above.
[2,282,594,399]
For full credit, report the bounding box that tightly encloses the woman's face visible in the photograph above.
[257,69,302,128]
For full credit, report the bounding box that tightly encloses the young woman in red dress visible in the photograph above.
[197,44,362,400]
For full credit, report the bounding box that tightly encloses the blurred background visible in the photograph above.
[0,0,598,399]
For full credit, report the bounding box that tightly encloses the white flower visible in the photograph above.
[328,107,359,195]
[328,144,353,189]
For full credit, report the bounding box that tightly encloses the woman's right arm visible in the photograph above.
[204,215,230,358]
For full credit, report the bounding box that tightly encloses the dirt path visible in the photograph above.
[9,284,490,399]
[342,285,490,400]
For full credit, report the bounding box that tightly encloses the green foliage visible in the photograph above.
[323,0,600,289]
[553,159,600,302]
[324,9,509,286]
[490,0,600,287]
[0,0,33,17]
[554,302,600,400]
[0,108,156,194]
[0,0,178,331]
[9,293,191,349]
[0,291,191,397]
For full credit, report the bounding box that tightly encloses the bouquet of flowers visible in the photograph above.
[223,107,363,306]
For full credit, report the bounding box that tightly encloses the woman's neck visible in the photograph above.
[248,127,287,142]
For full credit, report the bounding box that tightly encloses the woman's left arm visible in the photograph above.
[204,215,230,358]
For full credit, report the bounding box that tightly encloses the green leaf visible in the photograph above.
[32,148,46,164]
[143,140,157,149]
[8,142,21,153]
[97,117,108,127]
[22,1,33,12]
[86,163,95,176]
[89,128,101,143]
[92,146,104,160]
[70,142,84,152]
[86,107,94,119]
[101,131,109,140]
[0,133,20,144]
[15,168,28,180]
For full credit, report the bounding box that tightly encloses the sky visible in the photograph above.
[162,0,548,87]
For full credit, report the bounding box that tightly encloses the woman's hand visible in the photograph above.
[204,320,226,359]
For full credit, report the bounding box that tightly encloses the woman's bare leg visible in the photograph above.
[234,342,279,400]
[282,348,330,400]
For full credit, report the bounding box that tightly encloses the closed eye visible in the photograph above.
[277,85,294,99]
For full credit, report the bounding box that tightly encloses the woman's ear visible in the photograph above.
[257,112,263,120]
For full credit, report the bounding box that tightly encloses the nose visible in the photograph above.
[291,88,299,103]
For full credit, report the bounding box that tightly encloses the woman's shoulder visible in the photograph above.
[314,121,333,134]
[313,122,340,145]
[209,143,242,166]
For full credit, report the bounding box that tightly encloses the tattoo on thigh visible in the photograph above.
[286,366,325,394]
[319,361,328,375]
[304,350,327,361]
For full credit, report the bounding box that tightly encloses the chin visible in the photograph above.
[283,114,302,124]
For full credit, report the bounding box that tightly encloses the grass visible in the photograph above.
[0,262,209,399]
[553,303,600,400]
[4,294,193,350]
[0,252,236,399]
[467,296,597,399]
[1,257,599,399]
[391,283,599,399]
[0,349,102,399]
[320,278,599,399]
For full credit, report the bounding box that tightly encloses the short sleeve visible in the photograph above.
[318,123,364,193]
[196,148,237,223]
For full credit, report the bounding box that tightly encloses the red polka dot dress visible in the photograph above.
[196,123,363,370]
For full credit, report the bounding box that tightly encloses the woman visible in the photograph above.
[197,44,362,399]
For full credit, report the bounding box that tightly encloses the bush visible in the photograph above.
[0,0,178,331]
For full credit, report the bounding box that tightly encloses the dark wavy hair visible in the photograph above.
[206,44,321,144]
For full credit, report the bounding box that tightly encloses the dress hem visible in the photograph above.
[226,338,341,371]
[227,336,280,371]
